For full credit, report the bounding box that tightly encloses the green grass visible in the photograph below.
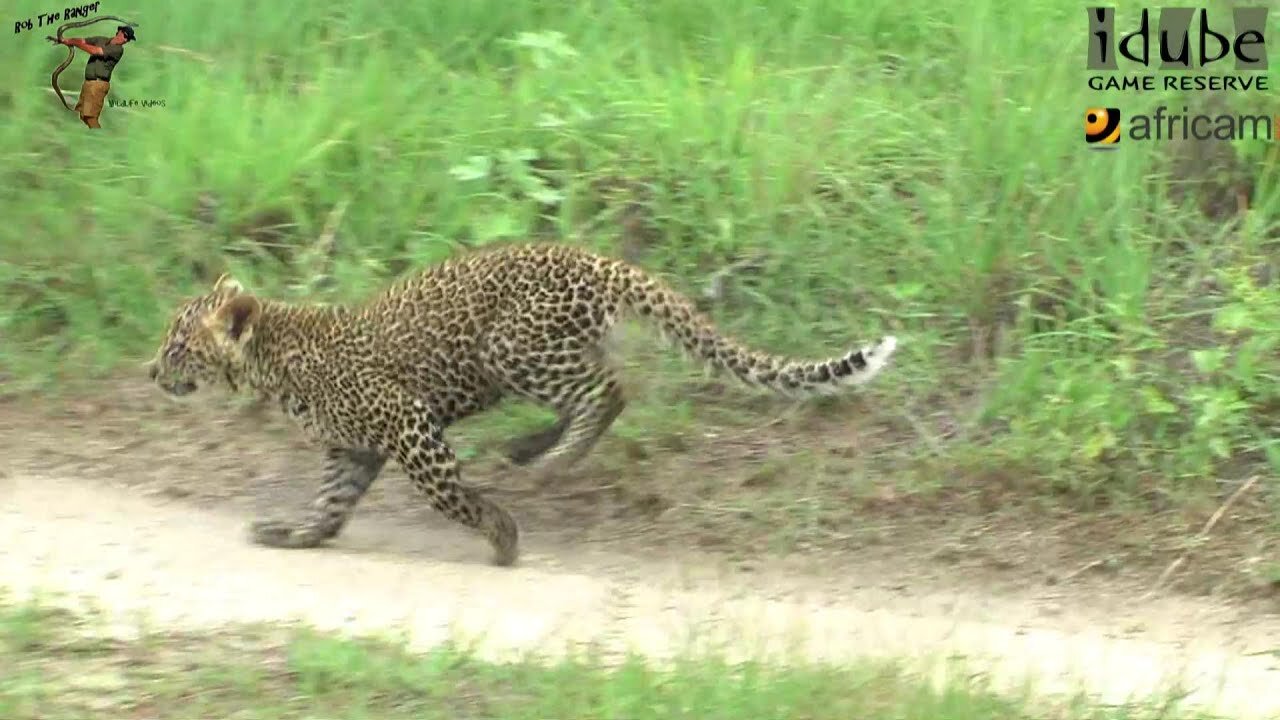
[2,0,1279,504]
[0,593,1221,719]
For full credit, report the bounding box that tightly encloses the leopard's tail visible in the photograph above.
[616,264,898,397]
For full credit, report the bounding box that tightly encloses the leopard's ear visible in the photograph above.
[213,273,243,295]
[206,294,261,346]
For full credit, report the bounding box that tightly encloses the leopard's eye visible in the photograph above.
[166,343,186,363]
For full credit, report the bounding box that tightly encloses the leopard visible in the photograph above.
[146,242,899,567]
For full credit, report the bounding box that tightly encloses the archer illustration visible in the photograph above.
[46,16,140,129]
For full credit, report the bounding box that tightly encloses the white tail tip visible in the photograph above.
[853,335,898,385]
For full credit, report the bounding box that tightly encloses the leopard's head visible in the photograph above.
[147,273,262,398]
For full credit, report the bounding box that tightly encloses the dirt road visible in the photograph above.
[3,472,1279,717]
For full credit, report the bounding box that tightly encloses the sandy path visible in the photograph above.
[2,473,1279,718]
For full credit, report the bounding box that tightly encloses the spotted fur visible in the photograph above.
[147,243,898,566]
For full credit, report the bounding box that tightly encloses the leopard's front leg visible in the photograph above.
[250,445,386,548]
[395,401,520,566]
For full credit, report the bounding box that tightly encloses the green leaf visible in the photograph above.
[1191,348,1225,374]
[1141,386,1177,415]
[1214,303,1252,333]
[448,156,492,182]
[1083,427,1116,461]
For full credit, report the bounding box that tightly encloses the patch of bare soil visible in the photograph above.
[0,372,1276,619]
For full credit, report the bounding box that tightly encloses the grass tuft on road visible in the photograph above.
[0,593,1220,720]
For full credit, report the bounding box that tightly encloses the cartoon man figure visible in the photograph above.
[50,25,136,128]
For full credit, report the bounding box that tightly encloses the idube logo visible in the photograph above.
[1086,7,1269,93]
